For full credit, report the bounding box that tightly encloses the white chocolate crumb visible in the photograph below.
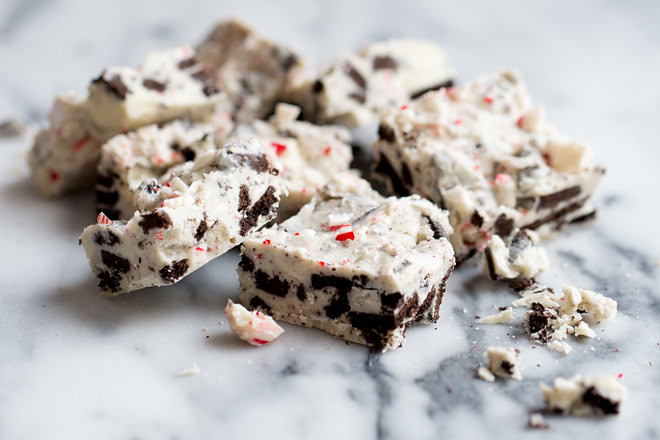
[574,321,597,338]
[477,366,495,382]
[175,363,201,377]
[528,412,549,429]
[480,307,514,324]
[548,340,573,355]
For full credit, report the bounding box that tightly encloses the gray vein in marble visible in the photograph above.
[366,352,392,440]
[0,0,46,39]
[416,353,483,414]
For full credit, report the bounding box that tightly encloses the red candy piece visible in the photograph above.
[335,231,355,242]
[72,135,90,152]
[271,142,287,156]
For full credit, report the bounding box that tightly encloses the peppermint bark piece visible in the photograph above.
[285,39,455,127]
[80,139,281,296]
[541,376,627,416]
[238,174,455,352]
[372,69,605,263]
[29,46,226,197]
[482,229,549,281]
[95,120,220,220]
[483,346,522,380]
[196,19,303,123]
[234,103,353,219]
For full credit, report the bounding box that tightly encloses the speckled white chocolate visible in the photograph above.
[79,139,281,296]
[540,376,627,416]
[233,103,353,219]
[238,173,455,352]
[224,300,284,346]
[372,69,605,261]
[96,120,218,220]
[196,19,303,123]
[28,93,103,196]
[483,229,548,280]
[285,39,455,127]
[483,346,522,380]
[28,46,226,198]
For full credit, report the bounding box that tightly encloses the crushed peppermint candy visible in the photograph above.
[335,231,355,241]
[271,141,287,156]
[224,299,284,346]
[96,212,113,225]
[329,223,351,231]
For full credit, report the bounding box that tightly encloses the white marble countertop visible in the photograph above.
[1,1,660,439]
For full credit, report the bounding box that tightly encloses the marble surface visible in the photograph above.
[2,1,660,439]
